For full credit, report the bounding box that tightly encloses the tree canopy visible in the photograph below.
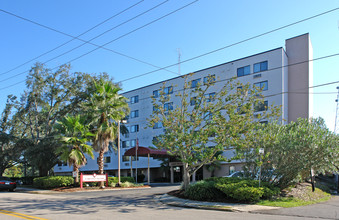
[241,117,339,188]
[148,74,280,190]
[3,63,111,176]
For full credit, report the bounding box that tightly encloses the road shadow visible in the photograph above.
[0,187,184,215]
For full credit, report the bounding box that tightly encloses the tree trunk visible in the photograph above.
[39,166,48,177]
[310,168,315,192]
[98,149,104,187]
[182,163,190,191]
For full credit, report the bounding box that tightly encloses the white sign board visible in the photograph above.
[82,174,107,182]
[72,171,77,178]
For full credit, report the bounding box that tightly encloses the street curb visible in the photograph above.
[156,194,236,212]
[156,194,281,212]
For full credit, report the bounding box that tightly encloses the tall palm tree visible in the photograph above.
[56,115,94,183]
[87,79,129,178]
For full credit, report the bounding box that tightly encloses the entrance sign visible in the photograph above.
[80,173,108,188]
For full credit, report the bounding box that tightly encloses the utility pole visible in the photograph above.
[334,86,339,193]
[334,86,339,134]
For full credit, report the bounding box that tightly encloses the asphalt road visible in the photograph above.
[0,185,338,220]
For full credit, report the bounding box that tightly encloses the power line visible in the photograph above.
[120,53,339,103]
[0,0,181,82]
[118,6,339,83]
[0,5,337,90]
[0,0,144,77]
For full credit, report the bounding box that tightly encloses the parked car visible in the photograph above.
[0,177,17,192]
[224,171,257,179]
[226,171,245,178]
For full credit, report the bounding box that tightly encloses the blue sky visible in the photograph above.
[0,0,338,131]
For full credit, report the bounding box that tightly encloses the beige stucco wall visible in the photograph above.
[286,33,313,122]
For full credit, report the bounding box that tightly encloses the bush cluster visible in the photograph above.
[107,177,135,187]
[184,177,280,203]
[184,181,223,201]
[33,176,74,189]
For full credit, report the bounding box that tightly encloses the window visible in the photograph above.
[130,139,136,147]
[254,101,268,112]
[164,102,173,111]
[237,65,250,77]
[130,110,139,118]
[153,122,163,129]
[205,92,215,102]
[153,106,159,113]
[164,86,173,95]
[104,156,111,163]
[254,81,268,91]
[191,78,201,88]
[229,166,235,174]
[130,125,139,133]
[190,97,197,106]
[254,61,268,73]
[130,95,139,104]
[203,74,216,84]
[153,90,159,98]
[122,140,130,148]
[123,156,138,162]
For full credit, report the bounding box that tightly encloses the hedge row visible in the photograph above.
[184,177,280,203]
[33,176,74,189]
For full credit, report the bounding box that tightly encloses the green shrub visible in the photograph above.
[184,180,223,201]
[33,176,74,189]
[108,177,135,186]
[120,181,143,187]
[213,178,280,202]
[216,183,264,202]
[187,177,280,203]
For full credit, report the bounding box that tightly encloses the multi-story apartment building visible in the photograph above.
[54,33,313,182]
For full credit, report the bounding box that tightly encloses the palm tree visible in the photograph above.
[56,115,94,183]
[87,79,129,179]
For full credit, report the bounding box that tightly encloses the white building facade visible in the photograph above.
[54,34,313,181]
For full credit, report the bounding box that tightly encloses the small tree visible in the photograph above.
[55,115,94,183]
[148,74,279,190]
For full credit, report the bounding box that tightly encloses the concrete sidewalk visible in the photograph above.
[156,194,281,212]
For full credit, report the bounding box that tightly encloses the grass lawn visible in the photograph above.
[257,186,332,208]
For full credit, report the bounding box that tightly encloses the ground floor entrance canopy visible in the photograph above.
[124,146,169,158]
[123,146,171,184]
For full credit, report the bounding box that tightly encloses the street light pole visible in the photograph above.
[117,120,121,186]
